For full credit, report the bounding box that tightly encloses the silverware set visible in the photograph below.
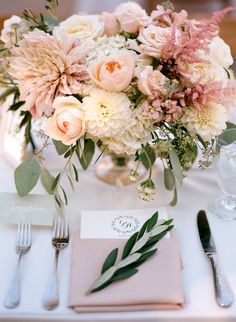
[3,215,69,310]
[197,210,234,308]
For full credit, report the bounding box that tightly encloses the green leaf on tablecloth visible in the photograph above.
[77,139,95,170]
[14,159,41,197]
[111,267,138,282]
[88,211,174,294]
[147,211,158,232]
[53,139,69,155]
[164,168,175,191]
[169,148,183,185]
[40,168,54,194]
[101,248,118,274]
[121,231,138,259]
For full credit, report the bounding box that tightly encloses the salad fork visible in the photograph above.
[42,215,69,310]
[4,221,31,309]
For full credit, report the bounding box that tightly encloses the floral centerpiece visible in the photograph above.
[0,0,236,208]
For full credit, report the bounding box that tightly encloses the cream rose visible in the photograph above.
[88,51,136,92]
[115,2,149,33]
[60,15,104,40]
[138,66,168,99]
[45,96,86,145]
[101,12,120,36]
[209,36,233,68]
[138,25,171,58]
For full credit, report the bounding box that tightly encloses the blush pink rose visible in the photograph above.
[115,2,149,34]
[138,66,168,99]
[138,25,171,58]
[101,12,120,36]
[45,96,86,145]
[88,51,136,92]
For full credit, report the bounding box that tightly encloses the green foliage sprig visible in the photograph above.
[88,211,174,294]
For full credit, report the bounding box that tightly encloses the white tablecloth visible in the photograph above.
[0,154,236,322]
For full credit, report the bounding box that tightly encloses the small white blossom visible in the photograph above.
[137,179,156,201]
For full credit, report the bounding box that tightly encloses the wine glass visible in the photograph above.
[209,128,236,220]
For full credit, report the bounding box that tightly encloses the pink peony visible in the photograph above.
[115,2,149,34]
[138,66,168,99]
[88,51,136,92]
[101,12,120,36]
[138,25,171,58]
[9,28,94,118]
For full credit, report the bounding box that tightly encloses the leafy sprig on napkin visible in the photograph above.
[88,211,174,294]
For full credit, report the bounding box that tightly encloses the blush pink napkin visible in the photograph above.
[68,229,184,313]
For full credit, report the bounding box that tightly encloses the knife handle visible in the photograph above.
[209,253,234,307]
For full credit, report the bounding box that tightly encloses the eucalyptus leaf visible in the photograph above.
[40,168,54,194]
[53,139,69,155]
[72,164,79,182]
[8,101,25,111]
[77,139,95,170]
[170,187,177,207]
[66,174,75,192]
[101,248,118,274]
[51,173,60,191]
[169,148,183,185]
[164,168,175,191]
[140,146,156,169]
[14,159,41,197]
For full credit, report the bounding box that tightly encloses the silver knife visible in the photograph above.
[197,210,234,307]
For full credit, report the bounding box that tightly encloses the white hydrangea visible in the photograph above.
[86,35,128,64]
[181,103,228,141]
[103,108,153,155]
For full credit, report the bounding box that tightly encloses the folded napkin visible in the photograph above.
[68,229,184,313]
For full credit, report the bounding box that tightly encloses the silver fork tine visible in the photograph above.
[4,221,32,309]
[23,223,27,246]
[16,221,21,245]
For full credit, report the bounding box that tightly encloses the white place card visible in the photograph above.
[80,207,170,239]
[0,192,57,226]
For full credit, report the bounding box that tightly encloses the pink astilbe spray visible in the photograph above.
[161,7,234,76]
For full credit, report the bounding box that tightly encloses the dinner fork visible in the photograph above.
[42,215,69,310]
[4,221,31,309]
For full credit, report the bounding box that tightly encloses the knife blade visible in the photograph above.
[197,210,234,307]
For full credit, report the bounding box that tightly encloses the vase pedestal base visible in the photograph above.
[95,156,146,186]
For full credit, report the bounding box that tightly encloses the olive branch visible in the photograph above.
[88,211,174,294]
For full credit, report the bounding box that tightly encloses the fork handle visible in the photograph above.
[42,249,60,310]
[4,255,22,309]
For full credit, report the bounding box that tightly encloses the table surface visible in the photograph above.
[0,152,236,322]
